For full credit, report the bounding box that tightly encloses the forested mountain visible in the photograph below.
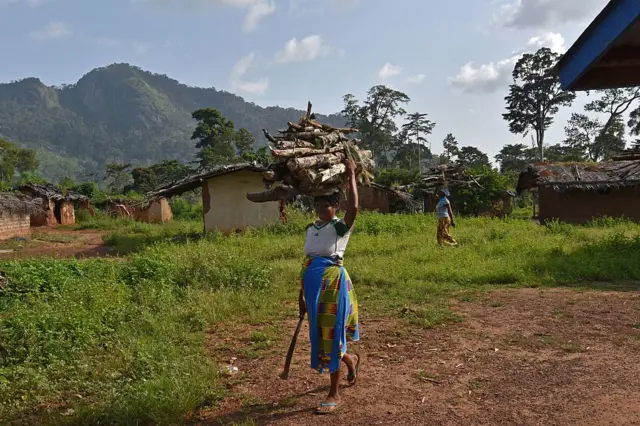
[0,63,344,180]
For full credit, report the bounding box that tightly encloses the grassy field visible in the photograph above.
[1,212,640,424]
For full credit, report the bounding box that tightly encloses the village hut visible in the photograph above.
[19,183,89,227]
[0,193,41,240]
[516,160,640,224]
[147,163,279,234]
[133,198,173,223]
[338,183,419,214]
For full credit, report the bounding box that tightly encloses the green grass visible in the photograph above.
[31,232,88,244]
[1,211,640,423]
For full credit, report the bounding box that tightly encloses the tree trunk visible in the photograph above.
[270,146,344,158]
[287,153,345,173]
[272,139,316,150]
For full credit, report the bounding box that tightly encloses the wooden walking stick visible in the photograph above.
[280,289,306,380]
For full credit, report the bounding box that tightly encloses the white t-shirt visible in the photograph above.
[303,217,352,259]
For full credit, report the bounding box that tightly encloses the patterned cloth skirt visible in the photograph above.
[437,217,457,246]
[300,256,359,373]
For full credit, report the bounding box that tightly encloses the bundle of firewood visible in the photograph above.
[246,102,374,203]
[394,163,482,194]
[417,164,480,190]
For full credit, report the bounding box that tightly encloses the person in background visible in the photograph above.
[300,159,361,415]
[279,199,287,223]
[436,188,458,247]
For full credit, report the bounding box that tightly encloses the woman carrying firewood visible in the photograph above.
[300,158,361,415]
[436,188,458,247]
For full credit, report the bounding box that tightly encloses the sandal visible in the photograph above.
[346,353,361,385]
[315,401,340,415]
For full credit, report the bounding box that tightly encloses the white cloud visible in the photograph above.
[378,62,402,81]
[230,52,269,95]
[495,0,608,30]
[524,32,566,53]
[131,0,275,32]
[275,35,332,63]
[448,57,518,94]
[406,74,426,84]
[28,21,72,40]
[448,32,565,94]
[241,0,275,31]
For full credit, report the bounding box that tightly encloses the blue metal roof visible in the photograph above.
[556,0,640,90]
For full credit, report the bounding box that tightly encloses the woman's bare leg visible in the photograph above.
[341,353,358,383]
[317,370,341,413]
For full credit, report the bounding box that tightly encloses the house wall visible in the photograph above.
[30,198,57,227]
[59,200,75,226]
[78,200,96,217]
[135,198,173,223]
[339,186,390,213]
[202,170,279,233]
[538,185,640,224]
[0,213,30,240]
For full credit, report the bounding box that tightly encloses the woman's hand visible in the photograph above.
[343,158,357,177]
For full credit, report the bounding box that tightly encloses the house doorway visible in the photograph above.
[54,200,62,224]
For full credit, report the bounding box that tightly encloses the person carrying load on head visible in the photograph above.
[436,188,458,247]
[299,158,361,415]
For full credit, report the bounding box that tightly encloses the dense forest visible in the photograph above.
[0,63,344,181]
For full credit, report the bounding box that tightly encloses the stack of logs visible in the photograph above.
[395,163,482,194]
[417,163,481,190]
[246,102,374,202]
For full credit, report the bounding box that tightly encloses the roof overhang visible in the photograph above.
[555,0,640,91]
[147,162,267,199]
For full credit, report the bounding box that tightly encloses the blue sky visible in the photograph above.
[0,0,613,160]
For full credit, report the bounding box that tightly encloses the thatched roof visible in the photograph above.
[147,163,267,200]
[0,193,42,215]
[20,183,88,201]
[517,160,640,192]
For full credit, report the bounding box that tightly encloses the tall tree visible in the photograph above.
[442,133,460,161]
[563,113,602,161]
[234,128,256,156]
[191,108,237,169]
[393,143,433,170]
[495,144,533,173]
[401,112,435,173]
[587,87,640,134]
[104,163,132,194]
[564,113,626,161]
[545,144,586,162]
[458,146,491,169]
[130,160,193,194]
[0,138,38,182]
[503,47,576,161]
[341,86,410,166]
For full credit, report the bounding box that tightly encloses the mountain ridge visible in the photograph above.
[0,63,345,180]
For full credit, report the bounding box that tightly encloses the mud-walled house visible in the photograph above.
[516,160,640,224]
[147,163,279,234]
[0,193,40,240]
[19,183,89,226]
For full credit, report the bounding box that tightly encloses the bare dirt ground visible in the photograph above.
[0,228,114,259]
[197,288,640,426]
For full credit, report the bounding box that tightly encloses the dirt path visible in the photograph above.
[196,288,640,426]
[0,228,114,259]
